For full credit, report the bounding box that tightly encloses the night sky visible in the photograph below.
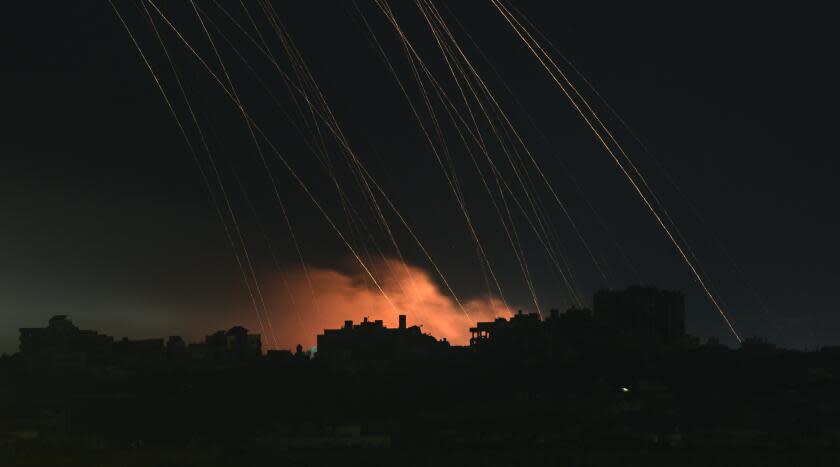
[2,1,839,353]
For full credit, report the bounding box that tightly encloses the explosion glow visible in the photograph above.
[261,259,511,350]
[101,0,766,350]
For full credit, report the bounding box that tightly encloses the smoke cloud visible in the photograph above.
[259,258,510,350]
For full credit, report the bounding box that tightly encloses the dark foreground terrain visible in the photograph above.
[3,343,840,466]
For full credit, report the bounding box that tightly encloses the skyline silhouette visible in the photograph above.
[4,2,840,465]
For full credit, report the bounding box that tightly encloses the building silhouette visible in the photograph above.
[594,286,686,346]
[470,310,545,353]
[467,286,688,357]
[9,287,835,462]
[316,315,448,370]
[112,337,165,368]
[17,317,262,369]
[165,335,188,361]
[188,326,262,364]
[15,286,688,372]
[18,315,113,368]
[468,307,617,359]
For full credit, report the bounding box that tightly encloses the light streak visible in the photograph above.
[489,0,742,342]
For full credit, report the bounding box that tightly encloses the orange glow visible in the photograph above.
[261,259,510,350]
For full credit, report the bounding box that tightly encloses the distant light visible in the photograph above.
[620,387,630,393]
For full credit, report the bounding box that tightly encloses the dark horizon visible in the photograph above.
[5,282,840,466]
[6,284,697,354]
[1,284,808,356]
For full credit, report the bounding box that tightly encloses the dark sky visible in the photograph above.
[2,1,839,353]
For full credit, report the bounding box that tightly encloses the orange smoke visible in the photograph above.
[260,258,510,350]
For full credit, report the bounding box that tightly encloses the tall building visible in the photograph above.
[593,286,685,346]
[193,326,262,363]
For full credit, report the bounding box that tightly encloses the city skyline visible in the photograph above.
[3,2,839,354]
[3,2,840,463]
[6,286,732,371]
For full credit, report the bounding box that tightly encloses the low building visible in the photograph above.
[316,315,448,370]
[19,315,113,368]
[112,338,165,368]
[202,326,262,363]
